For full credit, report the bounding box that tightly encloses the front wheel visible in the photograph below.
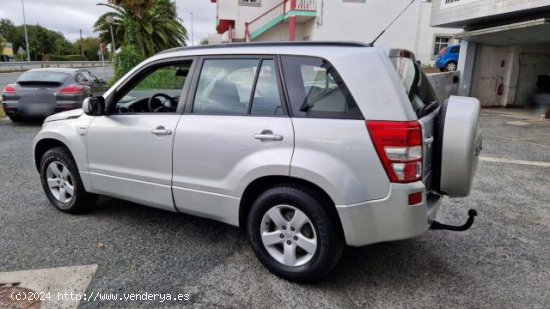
[39,147,97,213]
[247,185,344,283]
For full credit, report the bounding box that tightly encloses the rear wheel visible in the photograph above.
[247,185,344,283]
[39,147,97,213]
[7,115,23,122]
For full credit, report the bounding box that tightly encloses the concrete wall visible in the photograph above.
[431,0,550,28]
[514,43,550,106]
[427,71,460,102]
[466,43,550,107]
[304,0,462,64]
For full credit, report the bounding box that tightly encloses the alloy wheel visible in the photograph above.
[260,205,318,267]
[46,161,75,203]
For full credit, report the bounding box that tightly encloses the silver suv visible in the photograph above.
[33,42,482,282]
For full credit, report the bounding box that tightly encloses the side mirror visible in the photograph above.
[82,96,105,116]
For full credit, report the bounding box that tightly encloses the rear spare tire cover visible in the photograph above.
[438,96,482,197]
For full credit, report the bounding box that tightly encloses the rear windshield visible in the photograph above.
[17,71,70,84]
[389,55,439,118]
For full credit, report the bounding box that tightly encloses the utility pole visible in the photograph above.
[189,12,194,46]
[80,29,84,57]
[106,15,116,62]
[21,0,31,61]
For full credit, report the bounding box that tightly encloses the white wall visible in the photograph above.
[215,0,462,65]
[217,0,283,39]
[305,0,461,64]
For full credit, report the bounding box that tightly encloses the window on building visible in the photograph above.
[239,0,261,7]
[433,35,453,56]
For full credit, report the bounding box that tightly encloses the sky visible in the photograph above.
[0,0,217,45]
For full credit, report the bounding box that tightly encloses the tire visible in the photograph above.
[8,115,23,122]
[247,185,344,283]
[445,61,457,72]
[435,96,482,197]
[39,147,97,213]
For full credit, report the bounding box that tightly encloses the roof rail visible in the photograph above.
[158,41,372,55]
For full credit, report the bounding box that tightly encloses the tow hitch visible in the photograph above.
[430,209,478,231]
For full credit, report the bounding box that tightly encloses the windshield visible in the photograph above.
[17,71,70,84]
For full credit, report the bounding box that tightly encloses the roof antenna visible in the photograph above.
[370,0,417,46]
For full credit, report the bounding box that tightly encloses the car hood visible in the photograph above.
[44,109,83,122]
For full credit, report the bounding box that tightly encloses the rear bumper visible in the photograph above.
[435,59,445,69]
[336,182,441,247]
[2,101,82,117]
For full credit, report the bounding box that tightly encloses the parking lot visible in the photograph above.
[0,110,548,308]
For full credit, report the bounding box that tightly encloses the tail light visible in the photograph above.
[367,121,423,183]
[59,84,87,95]
[2,84,16,95]
[439,47,448,56]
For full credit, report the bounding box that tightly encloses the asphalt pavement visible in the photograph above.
[0,110,548,308]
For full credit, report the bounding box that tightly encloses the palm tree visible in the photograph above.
[94,0,187,57]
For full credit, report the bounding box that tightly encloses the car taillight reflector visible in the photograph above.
[59,84,86,95]
[2,85,16,94]
[408,192,423,205]
[366,121,423,183]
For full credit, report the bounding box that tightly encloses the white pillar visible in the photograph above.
[457,40,477,97]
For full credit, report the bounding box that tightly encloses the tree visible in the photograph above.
[0,19,75,60]
[94,0,187,57]
[74,37,102,61]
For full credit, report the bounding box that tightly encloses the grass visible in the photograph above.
[0,98,4,118]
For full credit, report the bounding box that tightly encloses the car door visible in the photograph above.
[172,56,294,225]
[86,59,195,211]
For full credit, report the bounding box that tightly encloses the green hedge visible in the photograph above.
[49,55,87,61]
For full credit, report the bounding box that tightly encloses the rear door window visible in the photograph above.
[250,59,284,116]
[280,56,362,119]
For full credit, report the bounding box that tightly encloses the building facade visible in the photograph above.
[209,0,462,65]
[431,0,550,107]
[1,41,14,62]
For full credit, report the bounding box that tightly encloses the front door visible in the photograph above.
[86,59,194,211]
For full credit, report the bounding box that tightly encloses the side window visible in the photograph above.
[280,56,362,119]
[193,59,259,115]
[451,46,460,54]
[75,72,88,84]
[85,70,99,82]
[250,60,283,115]
[113,61,192,113]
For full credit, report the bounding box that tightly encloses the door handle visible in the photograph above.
[151,126,172,136]
[254,130,283,141]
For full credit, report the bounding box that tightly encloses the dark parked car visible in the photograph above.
[1,68,108,122]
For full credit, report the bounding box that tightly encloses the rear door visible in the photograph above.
[389,52,440,191]
[172,56,294,225]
